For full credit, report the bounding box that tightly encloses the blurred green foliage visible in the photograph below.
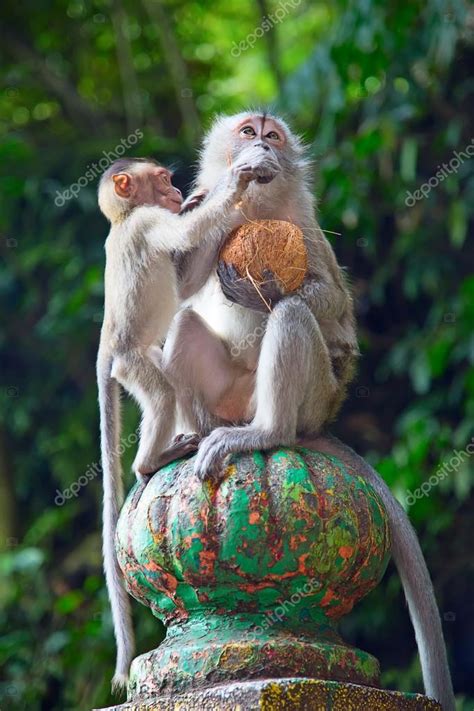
[0,0,473,709]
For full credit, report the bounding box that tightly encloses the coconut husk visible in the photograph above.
[219,219,308,293]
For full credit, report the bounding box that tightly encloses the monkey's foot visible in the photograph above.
[156,433,201,469]
[173,432,200,444]
[134,434,200,481]
[194,425,286,481]
[133,469,155,490]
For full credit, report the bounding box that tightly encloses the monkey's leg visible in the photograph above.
[112,351,176,479]
[194,300,338,480]
[162,308,254,431]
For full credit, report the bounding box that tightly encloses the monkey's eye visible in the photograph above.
[241,126,256,137]
[266,131,280,140]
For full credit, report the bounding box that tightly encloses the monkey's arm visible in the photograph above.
[175,188,221,298]
[216,261,347,320]
[175,165,258,299]
[296,271,349,321]
[175,240,220,300]
[176,163,255,252]
[129,164,249,255]
[298,224,352,320]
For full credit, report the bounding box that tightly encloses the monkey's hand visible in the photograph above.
[236,144,281,184]
[229,161,258,195]
[180,190,209,214]
[217,262,285,312]
[194,425,286,481]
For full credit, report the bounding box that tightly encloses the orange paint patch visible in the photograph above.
[326,598,354,619]
[238,581,275,593]
[297,552,309,574]
[143,560,182,603]
[289,534,307,551]
[199,549,216,576]
[249,511,260,525]
[320,589,336,607]
[339,546,354,559]
[182,535,197,549]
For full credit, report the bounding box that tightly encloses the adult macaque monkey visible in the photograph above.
[163,112,358,475]
[96,155,257,689]
[162,113,455,710]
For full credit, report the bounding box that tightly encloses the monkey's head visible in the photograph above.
[98,158,183,222]
[197,111,310,191]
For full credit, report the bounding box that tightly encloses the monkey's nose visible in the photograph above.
[255,141,270,151]
[174,187,182,197]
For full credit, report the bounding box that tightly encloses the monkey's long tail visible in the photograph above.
[97,354,134,692]
[313,435,455,711]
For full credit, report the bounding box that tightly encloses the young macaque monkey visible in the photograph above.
[96,156,257,689]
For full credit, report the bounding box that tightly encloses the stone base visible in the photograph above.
[126,620,381,695]
[98,678,441,710]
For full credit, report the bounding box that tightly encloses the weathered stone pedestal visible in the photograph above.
[102,447,441,710]
[103,678,441,710]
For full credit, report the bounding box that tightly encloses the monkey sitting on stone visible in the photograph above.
[96,155,258,689]
[157,112,455,711]
[161,112,358,479]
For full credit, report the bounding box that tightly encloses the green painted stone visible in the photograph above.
[116,448,391,698]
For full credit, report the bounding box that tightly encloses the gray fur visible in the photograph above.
[164,112,455,709]
[166,112,359,478]
[97,351,134,689]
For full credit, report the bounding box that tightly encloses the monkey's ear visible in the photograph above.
[112,173,132,198]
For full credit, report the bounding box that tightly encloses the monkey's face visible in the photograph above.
[113,164,183,214]
[143,167,183,213]
[232,115,285,183]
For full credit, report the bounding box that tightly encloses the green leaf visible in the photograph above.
[400,138,417,181]
[449,201,467,247]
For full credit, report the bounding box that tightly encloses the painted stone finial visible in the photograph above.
[116,447,393,697]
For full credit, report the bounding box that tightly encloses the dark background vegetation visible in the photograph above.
[0,0,473,709]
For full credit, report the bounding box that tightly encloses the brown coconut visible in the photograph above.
[219,220,308,294]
